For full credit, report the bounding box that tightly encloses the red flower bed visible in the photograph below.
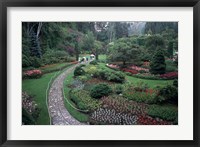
[160,72,178,79]
[24,69,42,79]
[122,68,138,74]
[137,115,171,125]
[129,65,149,72]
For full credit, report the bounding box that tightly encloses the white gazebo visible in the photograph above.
[90,54,95,60]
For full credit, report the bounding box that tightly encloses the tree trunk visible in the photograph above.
[123,60,126,65]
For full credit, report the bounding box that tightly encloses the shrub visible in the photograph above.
[78,75,90,82]
[173,79,178,87]
[85,65,98,75]
[74,66,85,76]
[115,85,124,94]
[90,83,112,99]
[147,105,178,122]
[22,108,36,125]
[23,69,42,79]
[150,49,166,74]
[22,54,32,68]
[70,90,102,112]
[30,56,42,68]
[93,68,125,83]
[105,71,125,83]
[90,60,98,65]
[166,60,177,72]
[123,85,159,104]
[22,92,40,124]
[157,85,178,104]
[159,72,178,79]
[138,70,147,74]
[123,90,158,104]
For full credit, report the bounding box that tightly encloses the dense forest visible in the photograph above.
[22,22,178,68]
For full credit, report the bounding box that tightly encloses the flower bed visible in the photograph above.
[23,69,42,79]
[90,108,138,125]
[159,72,178,79]
[129,65,149,72]
[137,115,172,125]
[121,68,138,74]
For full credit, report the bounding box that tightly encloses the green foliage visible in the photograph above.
[40,63,74,74]
[70,89,102,112]
[74,66,85,76]
[123,90,158,104]
[81,31,95,51]
[150,49,166,74]
[166,60,177,72]
[106,71,125,83]
[168,40,174,58]
[78,75,90,82]
[144,22,178,34]
[84,65,98,75]
[89,60,98,65]
[94,67,125,83]
[90,83,112,99]
[30,56,42,68]
[157,85,178,104]
[42,50,69,65]
[22,54,32,67]
[147,105,178,122]
[22,108,36,125]
[114,85,124,94]
[173,79,178,87]
[108,38,140,65]
[133,74,162,80]
[145,35,165,52]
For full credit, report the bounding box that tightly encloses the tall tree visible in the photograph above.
[108,38,140,65]
[150,49,166,74]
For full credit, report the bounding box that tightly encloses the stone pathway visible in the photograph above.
[48,64,84,125]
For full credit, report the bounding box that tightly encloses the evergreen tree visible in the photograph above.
[150,49,166,74]
[168,40,174,58]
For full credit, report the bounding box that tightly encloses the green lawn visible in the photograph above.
[63,72,89,122]
[126,76,173,88]
[22,71,59,125]
[22,62,74,125]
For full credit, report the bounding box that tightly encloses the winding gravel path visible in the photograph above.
[48,64,84,125]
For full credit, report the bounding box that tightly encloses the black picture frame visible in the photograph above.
[0,0,199,146]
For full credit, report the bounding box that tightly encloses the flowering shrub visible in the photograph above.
[121,68,138,75]
[160,72,178,79]
[23,69,42,79]
[129,65,149,72]
[137,115,171,125]
[22,92,40,125]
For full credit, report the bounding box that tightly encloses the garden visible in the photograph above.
[22,22,178,125]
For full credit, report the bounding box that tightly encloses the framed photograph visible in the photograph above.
[0,0,199,146]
